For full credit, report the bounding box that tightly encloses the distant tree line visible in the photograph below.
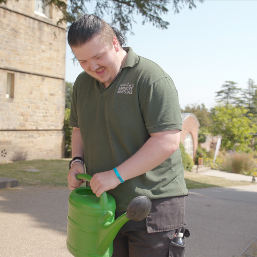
[181,78,257,152]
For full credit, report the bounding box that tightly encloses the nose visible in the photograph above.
[89,60,99,72]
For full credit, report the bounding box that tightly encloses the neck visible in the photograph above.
[120,48,127,68]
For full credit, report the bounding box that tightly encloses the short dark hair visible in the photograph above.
[68,14,125,47]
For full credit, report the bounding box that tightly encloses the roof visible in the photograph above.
[181,113,200,127]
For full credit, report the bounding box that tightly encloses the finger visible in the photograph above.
[95,188,104,198]
[68,175,83,189]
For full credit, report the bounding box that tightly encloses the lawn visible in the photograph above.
[0,159,70,187]
[0,159,252,188]
[184,170,251,189]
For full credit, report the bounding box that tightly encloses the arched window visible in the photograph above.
[184,133,194,159]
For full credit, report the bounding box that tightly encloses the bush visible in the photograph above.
[64,108,72,158]
[194,147,207,164]
[206,149,215,159]
[220,152,255,174]
[198,127,209,144]
[205,156,224,170]
[198,133,206,144]
[180,142,194,171]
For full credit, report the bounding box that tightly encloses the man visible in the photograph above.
[67,14,188,257]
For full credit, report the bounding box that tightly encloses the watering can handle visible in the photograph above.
[76,173,108,210]
[76,173,92,182]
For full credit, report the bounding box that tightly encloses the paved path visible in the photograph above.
[0,179,257,256]
[0,186,73,257]
[186,184,257,257]
[201,169,256,183]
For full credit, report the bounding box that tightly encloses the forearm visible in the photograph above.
[71,127,84,159]
[67,127,85,190]
[117,130,180,181]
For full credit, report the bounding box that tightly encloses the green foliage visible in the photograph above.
[211,105,254,152]
[65,81,73,109]
[180,142,194,171]
[198,133,206,144]
[181,103,212,131]
[194,147,206,164]
[0,0,204,34]
[204,156,224,170]
[198,127,208,144]
[64,108,72,158]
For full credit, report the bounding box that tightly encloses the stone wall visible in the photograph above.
[0,3,66,78]
[0,1,66,163]
[0,131,64,162]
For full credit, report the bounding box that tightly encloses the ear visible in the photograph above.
[113,37,120,52]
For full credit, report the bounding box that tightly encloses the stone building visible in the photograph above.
[181,113,200,160]
[0,0,66,163]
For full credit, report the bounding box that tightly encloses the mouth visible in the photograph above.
[95,67,106,76]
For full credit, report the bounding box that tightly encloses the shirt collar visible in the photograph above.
[121,47,139,69]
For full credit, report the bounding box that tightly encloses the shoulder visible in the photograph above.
[136,56,172,83]
[127,56,175,94]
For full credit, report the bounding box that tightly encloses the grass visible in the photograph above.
[0,159,71,187]
[184,171,252,189]
[0,159,252,189]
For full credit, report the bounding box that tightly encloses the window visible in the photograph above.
[6,73,14,99]
[35,0,51,18]
[184,133,194,159]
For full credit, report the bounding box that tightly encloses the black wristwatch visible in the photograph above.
[69,157,84,169]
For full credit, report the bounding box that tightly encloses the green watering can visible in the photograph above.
[67,173,152,257]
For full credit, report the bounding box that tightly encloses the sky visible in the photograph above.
[65,0,257,110]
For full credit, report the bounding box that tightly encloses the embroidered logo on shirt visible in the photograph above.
[117,83,134,94]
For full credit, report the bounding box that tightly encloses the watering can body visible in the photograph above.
[67,173,152,257]
[67,186,117,257]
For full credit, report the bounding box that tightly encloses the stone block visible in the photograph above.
[0,177,18,189]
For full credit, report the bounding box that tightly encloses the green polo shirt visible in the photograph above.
[70,47,188,211]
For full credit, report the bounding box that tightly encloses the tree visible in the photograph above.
[211,105,253,152]
[64,108,72,157]
[215,81,241,107]
[182,102,212,130]
[240,78,257,119]
[0,0,204,34]
[65,81,73,109]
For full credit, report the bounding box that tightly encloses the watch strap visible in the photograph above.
[69,157,84,169]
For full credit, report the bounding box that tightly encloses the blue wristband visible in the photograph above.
[113,167,124,183]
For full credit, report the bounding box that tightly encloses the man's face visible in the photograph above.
[71,35,121,88]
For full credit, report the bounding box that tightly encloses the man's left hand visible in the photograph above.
[90,170,121,197]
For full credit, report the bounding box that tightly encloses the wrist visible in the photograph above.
[113,167,124,183]
[69,157,84,169]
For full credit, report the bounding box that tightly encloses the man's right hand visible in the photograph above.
[67,162,85,190]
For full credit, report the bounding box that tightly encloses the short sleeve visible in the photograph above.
[69,82,79,128]
[139,77,182,134]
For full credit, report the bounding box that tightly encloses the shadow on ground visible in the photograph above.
[0,186,71,234]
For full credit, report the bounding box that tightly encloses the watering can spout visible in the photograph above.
[97,196,152,256]
[97,212,129,255]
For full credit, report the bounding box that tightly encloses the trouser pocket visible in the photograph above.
[169,239,186,257]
